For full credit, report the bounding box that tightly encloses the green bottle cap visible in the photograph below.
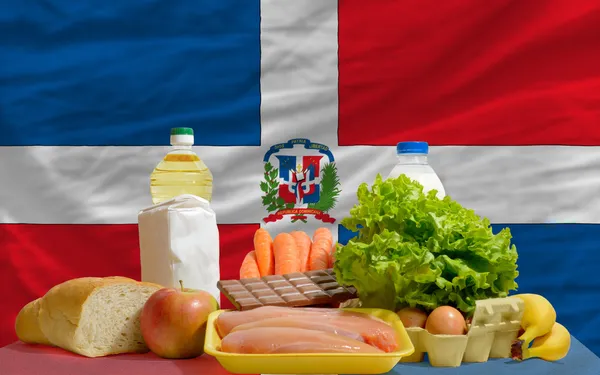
[170,127,194,136]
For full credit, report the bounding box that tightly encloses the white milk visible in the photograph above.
[387,141,445,199]
[138,194,220,303]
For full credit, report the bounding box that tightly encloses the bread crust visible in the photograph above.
[15,276,162,356]
[15,298,52,346]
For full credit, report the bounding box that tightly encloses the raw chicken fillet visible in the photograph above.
[221,327,384,354]
[231,314,399,352]
[216,306,382,337]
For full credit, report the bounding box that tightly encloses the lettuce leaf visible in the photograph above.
[334,174,519,313]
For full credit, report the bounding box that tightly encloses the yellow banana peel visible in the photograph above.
[512,322,571,361]
[512,293,556,356]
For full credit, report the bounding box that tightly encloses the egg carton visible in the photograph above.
[400,296,524,367]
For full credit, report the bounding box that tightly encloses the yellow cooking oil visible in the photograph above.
[150,128,213,204]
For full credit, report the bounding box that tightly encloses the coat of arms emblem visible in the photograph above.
[260,138,341,224]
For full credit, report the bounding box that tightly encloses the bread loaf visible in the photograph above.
[15,276,162,357]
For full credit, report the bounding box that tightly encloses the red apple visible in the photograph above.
[141,281,219,359]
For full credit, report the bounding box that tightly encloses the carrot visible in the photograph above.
[290,231,311,272]
[239,251,261,279]
[254,228,275,276]
[309,227,334,271]
[273,233,301,275]
[329,243,336,267]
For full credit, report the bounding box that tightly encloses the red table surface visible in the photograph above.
[0,341,253,375]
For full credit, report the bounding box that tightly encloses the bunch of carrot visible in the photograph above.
[239,227,336,279]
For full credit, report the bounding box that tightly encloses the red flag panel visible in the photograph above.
[338,0,600,146]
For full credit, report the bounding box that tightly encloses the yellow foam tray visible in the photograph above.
[204,308,415,374]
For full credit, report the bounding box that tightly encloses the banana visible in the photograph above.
[512,322,571,361]
[512,293,556,356]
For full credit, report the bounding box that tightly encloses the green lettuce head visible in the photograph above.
[334,174,519,313]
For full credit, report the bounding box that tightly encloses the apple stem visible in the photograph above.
[179,280,184,292]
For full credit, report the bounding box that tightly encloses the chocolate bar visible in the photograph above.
[217,269,357,311]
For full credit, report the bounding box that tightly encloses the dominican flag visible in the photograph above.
[1,0,600,356]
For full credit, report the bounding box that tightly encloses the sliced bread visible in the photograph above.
[15,276,162,357]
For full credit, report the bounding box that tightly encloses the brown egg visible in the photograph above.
[396,307,428,328]
[425,306,467,335]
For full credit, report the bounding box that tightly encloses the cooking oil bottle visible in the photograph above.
[150,127,213,204]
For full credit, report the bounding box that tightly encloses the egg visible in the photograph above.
[396,307,428,328]
[425,306,467,335]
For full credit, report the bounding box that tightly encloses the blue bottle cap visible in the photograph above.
[396,141,429,155]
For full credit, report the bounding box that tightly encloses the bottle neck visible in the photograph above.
[171,144,193,150]
[397,154,428,165]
